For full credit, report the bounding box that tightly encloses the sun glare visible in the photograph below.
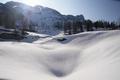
[21,0,40,6]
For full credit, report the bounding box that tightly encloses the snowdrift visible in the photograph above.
[0,30,120,80]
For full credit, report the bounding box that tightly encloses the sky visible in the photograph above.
[0,0,120,21]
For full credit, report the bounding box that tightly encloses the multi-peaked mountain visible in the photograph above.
[0,1,85,35]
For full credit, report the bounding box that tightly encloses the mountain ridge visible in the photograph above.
[0,1,85,35]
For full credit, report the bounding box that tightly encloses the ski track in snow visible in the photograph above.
[0,30,120,80]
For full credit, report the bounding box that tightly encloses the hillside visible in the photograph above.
[0,1,84,35]
[0,30,120,80]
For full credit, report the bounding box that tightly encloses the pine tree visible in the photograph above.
[84,20,93,31]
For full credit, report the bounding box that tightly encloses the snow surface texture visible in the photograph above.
[0,30,120,80]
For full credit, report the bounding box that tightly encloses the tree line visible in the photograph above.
[63,19,120,35]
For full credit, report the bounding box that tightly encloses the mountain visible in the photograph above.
[63,15,84,22]
[0,1,85,35]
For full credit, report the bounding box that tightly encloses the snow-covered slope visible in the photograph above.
[0,30,120,80]
[28,6,63,35]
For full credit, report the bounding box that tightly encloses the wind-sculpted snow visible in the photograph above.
[38,48,80,77]
[0,30,120,80]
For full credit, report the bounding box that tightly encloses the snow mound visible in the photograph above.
[0,30,120,80]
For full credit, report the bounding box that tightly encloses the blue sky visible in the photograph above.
[0,0,120,21]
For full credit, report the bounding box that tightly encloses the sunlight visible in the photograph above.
[21,0,41,6]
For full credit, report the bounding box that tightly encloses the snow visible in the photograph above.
[0,30,120,80]
[21,5,63,35]
[5,1,63,35]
